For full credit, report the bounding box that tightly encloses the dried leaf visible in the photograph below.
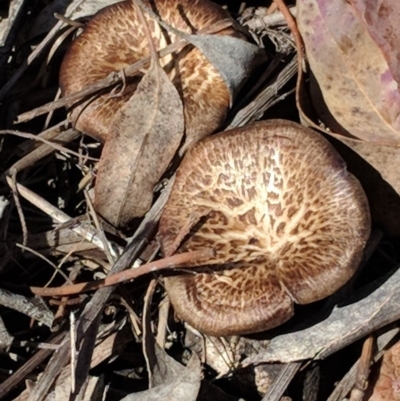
[243,268,400,365]
[120,355,201,401]
[366,340,400,401]
[187,34,262,104]
[297,0,400,228]
[297,0,400,144]
[94,62,184,226]
[349,0,400,85]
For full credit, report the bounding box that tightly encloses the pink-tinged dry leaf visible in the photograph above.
[94,62,184,227]
[297,0,400,144]
[366,340,400,401]
[349,0,400,85]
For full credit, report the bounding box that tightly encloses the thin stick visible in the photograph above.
[273,0,305,111]
[54,13,85,29]
[83,190,116,265]
[6,178,122,257]
[349,336,374,401]
[261,363,302,401]
[167,209,211,257]
[31,248,214,297]
[0,0,86,101]
[0,129,98,161]
[16,243,72,284]
[70,312,77,394]
[8,170,28,246]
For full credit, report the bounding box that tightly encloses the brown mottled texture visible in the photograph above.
[59,0,240,145]
[367,340,400,401]
[158,119,371,336]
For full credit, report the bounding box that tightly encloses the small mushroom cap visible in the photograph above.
[158,119,371,336]
[59,0,239,145]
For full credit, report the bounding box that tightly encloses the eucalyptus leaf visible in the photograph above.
[94,61,184,226]
[298,0,400,144]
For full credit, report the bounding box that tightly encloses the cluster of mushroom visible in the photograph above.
[59,0,371,336]
[59,0,252,225]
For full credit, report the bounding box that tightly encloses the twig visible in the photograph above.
[134,0,158,62]
[0,332,67,400]
[0,0,86,101]
[349,336,374,401]
[167,209,211,256]
[31,248,214,297]
[16,243,72,284]
[8,169,28,246]
[273,0,305,111]
[54,12,85,29]
[83,190,116,265]
[0,288,53,328]
[0,129,98,161]
[142,279,158,386]
[227,55,297,128]
[261,362,301,401]
[70,312,77,394]
[327,328,400,401]
[6,178,122,257]
[0,315,14,349]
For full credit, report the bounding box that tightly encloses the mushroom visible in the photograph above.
[158,119,371,336]
[59,0,243,147]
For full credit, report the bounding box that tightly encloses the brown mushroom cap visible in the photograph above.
[59,0,240,145]
[158,119,371,336]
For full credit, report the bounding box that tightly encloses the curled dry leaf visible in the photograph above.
[94,62,184,227]
[297,0,400,144]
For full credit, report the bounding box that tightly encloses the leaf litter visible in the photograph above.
[297,0,400,215]
[1,1,400,401]
[94,59,185,226]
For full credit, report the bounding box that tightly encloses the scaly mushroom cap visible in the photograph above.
[158,119,371,336]
[59,0,240,145]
